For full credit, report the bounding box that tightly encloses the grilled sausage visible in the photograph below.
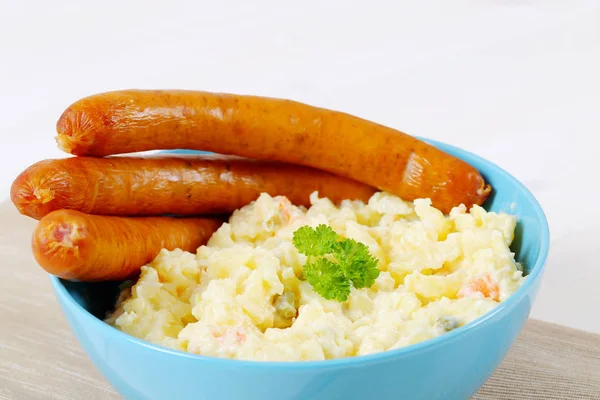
[11,154,377,220]
[31,209,223,281]
[55,90,491,213]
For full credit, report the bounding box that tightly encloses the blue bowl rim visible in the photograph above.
[50,136,550,370]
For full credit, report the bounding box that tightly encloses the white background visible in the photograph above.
[1,1,598,333]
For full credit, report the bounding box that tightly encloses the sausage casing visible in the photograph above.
[11,154,377,220]
[55,90,491,214]
[31,209,223,281]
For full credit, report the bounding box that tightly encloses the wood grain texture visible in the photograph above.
[0,201,598,400]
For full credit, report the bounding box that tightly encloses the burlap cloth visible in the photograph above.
[1,202,598,399]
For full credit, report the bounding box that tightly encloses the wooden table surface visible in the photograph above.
[1,202,599,400]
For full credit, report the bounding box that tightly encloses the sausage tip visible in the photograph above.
[10,163,58,219]
[478,183,492,198]
[32,215,83,279]
[43,219,80,252]
[56,106,96,155]
[33,187,55,204]
[50,221,75,246]
[56,109,75,153]
[55,134,73,153]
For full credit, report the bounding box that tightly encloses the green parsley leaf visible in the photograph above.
[292,224,338,257]
[292,224,381,302]
[335,238,380,288]
[304,258,351,302]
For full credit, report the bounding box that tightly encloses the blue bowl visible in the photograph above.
[50,138,550,400]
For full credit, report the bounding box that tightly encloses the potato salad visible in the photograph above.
[106,191,525,361]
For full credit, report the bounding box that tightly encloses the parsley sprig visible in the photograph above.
[292,224,380,302]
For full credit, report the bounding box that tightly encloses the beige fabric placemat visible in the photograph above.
[1,202,598,400]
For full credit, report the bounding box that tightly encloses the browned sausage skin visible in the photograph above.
[31,210,223,281]
[56,90,491,214]
[11,154,377,220]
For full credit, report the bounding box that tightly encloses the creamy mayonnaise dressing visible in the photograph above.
[106,192,524,361]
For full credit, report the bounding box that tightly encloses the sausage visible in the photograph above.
[55,89,491,213]
[31,209,223,281]
[11,154,377,220]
